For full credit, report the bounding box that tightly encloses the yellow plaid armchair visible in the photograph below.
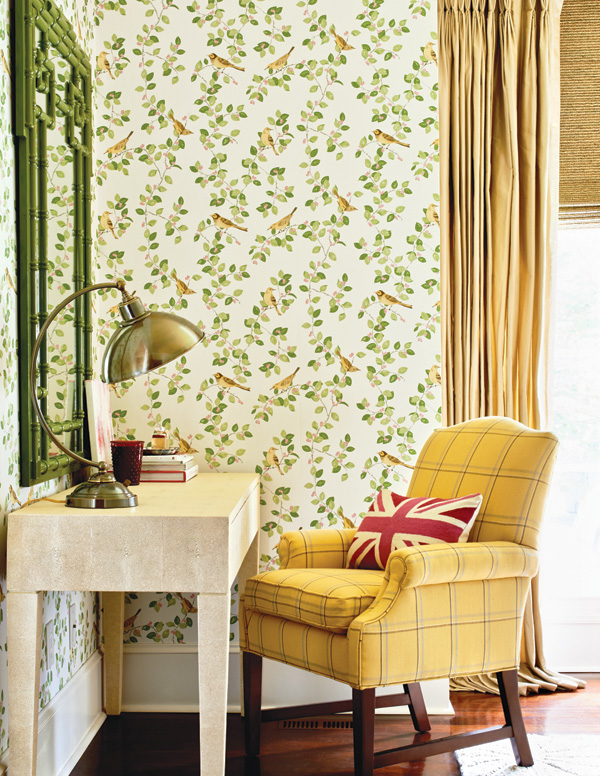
[240,417,559,774]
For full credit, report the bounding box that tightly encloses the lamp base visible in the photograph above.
[65,471,138,509]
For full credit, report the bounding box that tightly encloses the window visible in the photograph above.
[541,225,600,669]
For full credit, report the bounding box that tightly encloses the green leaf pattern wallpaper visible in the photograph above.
[0,0,99,750]
[92,0,440,645]
[0,0,439,754]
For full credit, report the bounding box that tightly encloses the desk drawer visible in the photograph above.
[228,481,260,588]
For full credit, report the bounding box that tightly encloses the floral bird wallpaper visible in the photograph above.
[93,0,440,645]
[0,0,438,757]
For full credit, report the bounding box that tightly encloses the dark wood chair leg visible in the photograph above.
[243,651,263,757]
[497,669,533,767]
[352,688,375,776]
[403,682,431,733]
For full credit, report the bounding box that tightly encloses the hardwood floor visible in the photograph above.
[70,674,598,776]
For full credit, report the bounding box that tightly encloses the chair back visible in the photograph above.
[406,416,558,549]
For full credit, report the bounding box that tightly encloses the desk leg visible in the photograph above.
[7,591,43,776]
[103,592,124,715]
[237,532,260,717]
[197,593,230,776]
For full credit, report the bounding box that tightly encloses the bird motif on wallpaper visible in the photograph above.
[424,42,437,65]
[375,289,413,309]
[211,213,248,231]
[338,507,356,529]
[336,349,360,373]
[265,47,294,71]
[23,486,35,507]
[5,267,17,294]
[334,190,357,213]
[9,485,21,507]
[429,364,442,385]
[168,111,193,137]
[106,131,133,155]
[208,52,245,72]
[97,51,115,80]
[266,447,284,475]
[330,26,354,51]
[172,270,195,296]
[426,203,439,226]
[176,593,198,615]
[100,211,117,239]
[123,609,141,633]
[378,451,414,469]
[272,367,299,392]
[263,286,281,315]
[431,137,439,148]
[373,129,410,148]
[269,207,297,232]
[1,48,11,78]
[107,303,122,316]
[108,383,121,398]
[260,126,279,155]
[174,431,198,454]
[213,372,250,392]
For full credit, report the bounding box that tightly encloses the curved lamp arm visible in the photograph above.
[30,279,127,471]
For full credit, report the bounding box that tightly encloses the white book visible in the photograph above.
[85,380,113,465]
[141,458,196,472]
[138,464,199,483]
[141,454,194,467]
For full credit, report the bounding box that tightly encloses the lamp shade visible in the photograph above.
[102,309,204,383]
[29,279,205,508]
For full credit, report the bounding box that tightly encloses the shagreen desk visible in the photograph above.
[7,473,260,776]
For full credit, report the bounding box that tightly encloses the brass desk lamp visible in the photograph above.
[30,279,204,508]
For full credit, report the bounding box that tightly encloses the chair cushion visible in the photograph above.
[243,568,385,633]
[347,489,482,570]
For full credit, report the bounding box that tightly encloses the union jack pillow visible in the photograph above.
[346,490,483,570]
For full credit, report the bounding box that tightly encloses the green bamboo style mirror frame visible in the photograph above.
[13,0,93,485]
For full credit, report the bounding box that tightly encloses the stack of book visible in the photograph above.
[139,453,198,483]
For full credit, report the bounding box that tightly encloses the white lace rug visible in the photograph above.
[456,734,600,775]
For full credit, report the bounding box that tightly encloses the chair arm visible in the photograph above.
[278,529,356,569]
[386,541,539,590]
[349,541,537,628]
[347,542,539,686]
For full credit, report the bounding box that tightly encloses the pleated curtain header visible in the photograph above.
[439,0,550,10]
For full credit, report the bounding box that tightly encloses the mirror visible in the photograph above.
[43,42,76,454]
[14,0,93,485]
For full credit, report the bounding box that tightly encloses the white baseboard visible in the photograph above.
[541,598,600,671]
[542,621,600,672]
[122,643,452,715]
[1,652,105,776]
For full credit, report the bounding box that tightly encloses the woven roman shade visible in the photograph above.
[559,0,600,225]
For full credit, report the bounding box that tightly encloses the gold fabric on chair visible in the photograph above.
[241,417,560,774]
[244,567,383,633]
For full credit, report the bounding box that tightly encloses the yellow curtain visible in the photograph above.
[438,0,584,694]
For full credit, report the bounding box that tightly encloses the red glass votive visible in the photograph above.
[111,440,144,486]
